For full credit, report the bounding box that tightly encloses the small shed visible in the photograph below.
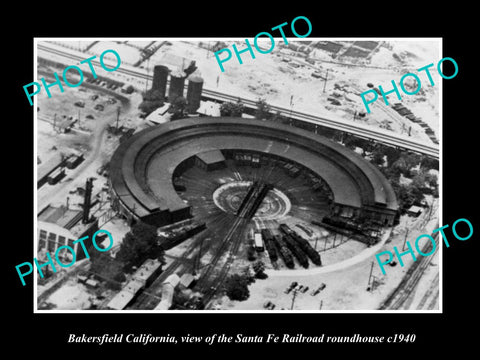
[195,150,226,171]
[179,273,196,289]
[407,205,423,217]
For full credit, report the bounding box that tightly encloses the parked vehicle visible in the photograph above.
[310,283,326,296]
[263,301,276,310]
[284,281,298,294]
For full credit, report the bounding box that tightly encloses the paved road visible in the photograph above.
[37,111,114,213]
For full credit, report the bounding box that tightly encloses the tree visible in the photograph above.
[255,98,271,120]
[252,260,267,279]
[403,153,421,172]
[424,172,438,188]
[143,89,164,102]
[247,245,256,261]
[90,252,126,288]
[270,111,290,125]
[115,222,164,273]
[342,133,357,150]
[360,139,376,155]
[420,156,439,171]
[241,266,256,284]
[220,100,245,117]
[138,89,165,116]
[396,184,416,213]
[383,146,402,166]
[395,182,425,213]
[169,96,187,120]
[371,147,385,167]
[410,171,426,189]
[410,170,438,196]
[225,274,250,301]
[391,153,420,178]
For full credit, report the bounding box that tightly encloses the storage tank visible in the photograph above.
[168,69,186,103]
[152,65,169,100]
[186,75,204,113]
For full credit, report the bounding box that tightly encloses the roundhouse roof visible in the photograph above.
[109,117,397,220]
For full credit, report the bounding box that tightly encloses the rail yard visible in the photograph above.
[35,38,440,311]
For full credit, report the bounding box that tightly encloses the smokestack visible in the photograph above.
[82,178,93,224]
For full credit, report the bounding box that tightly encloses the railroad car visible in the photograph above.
[254,232,264,252]
[281,233,309,268]
[272,235,295,269]
[280,224,321,266]
[261,228,278,262]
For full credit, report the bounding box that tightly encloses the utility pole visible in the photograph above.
[402,227,410,251]
[319,300,323,310]
[427,199,435,223]
[290,288,299,310]
[116,107,121,131]
[289,95,294,125]
[82,177,94,224]
[367,261,374,286]
[145,58,150,93]
[193,236,205,276]
[323,69,329,93]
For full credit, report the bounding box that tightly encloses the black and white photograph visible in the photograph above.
[6,7,477,355]
[33,38,442,312]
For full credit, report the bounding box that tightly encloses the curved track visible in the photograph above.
[108,117,398,227]
[378,231,439,310]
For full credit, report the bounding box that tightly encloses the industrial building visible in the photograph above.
[37,176,101,274]
[186,74,204,113]
[154,273,180,310]
[145,103,171,125]
[148,62,205,117]
[65,153,84,169]
[168,69,186,103]
[151,65,169,101]
[194,149,226,171]
[37,152,84,188]
[106,259,163,310]
[197,100,221,117]
[37,202,99,261]
[37,153,66,188]
[108,117,398,228]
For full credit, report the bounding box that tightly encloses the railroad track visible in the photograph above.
[37,43,439,158]
[378,231,440,310]
[127,208,236,310]
[126,228,212,310]
[417,272,440,310]
[193,215,249,307]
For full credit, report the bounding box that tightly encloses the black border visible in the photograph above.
[8,7,477,355]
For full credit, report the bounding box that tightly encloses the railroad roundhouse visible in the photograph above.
[108,117,398,227]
